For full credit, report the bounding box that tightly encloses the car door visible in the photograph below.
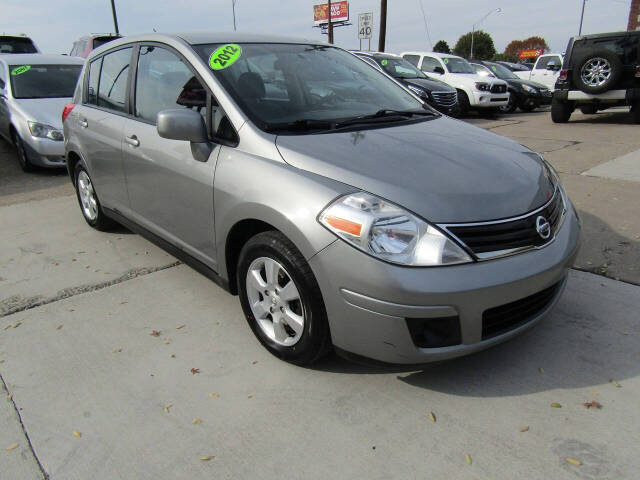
[74,47,132,213]
[121,44,222,266]
[0,64,9,139]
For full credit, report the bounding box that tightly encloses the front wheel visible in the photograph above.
[237,231,331,365]
[499,95,517,114]
[551,98,572,123]
[12,131,33,172]
[631,102,640,124]
[74,163,116,231]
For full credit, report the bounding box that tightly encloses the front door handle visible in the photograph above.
[79,118,88,128]
[125,135,140,147]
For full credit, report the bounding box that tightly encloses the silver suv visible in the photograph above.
[64,33,581,365]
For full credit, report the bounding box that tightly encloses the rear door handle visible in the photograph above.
[79,118,88,128]
[125,135,140,147]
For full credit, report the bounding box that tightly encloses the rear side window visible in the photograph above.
[535,56,561,70]
[0,37,37,54]
[135,45,207,124]
[87,57,102,105]
[420,56,442,73]
[402,54,420,66]
[97,47,131,112]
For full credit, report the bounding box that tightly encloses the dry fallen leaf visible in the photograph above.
[190,368,200,375]
[200,455,214,461]
[6,443,18,451]
[465,454,472,465]
[7,394,12,400]
[248,394,253,399]
[209,393,220,398]
[192,418,202,424]
[170,354,176,358]
[566,457,581,466]
[73,431,82,438]
[428,412,436,423]
[538,367,544,373]
[164,403,173,413]
[252,361,258,365]
[583,400,602,409]
[112,348,122,354]
[56,325,63,330]
[551,402,562,408]
[610,379,622,388]
[163,339,171,345]
[13,321,22,329]
[150,330,161,337]
[519,426,529,432]
[176,324,185,330]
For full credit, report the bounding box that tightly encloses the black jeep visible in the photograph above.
[552,30,640,123]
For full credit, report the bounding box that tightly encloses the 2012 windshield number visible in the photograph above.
[212,45,239,68]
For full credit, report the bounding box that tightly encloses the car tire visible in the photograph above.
[519,101,537,112]
[499,94,517,113]
[456,90,470,115]
[572,49,623,94]
[74,163,116,231]
[631,102,640,124]
[237,231,331,365]
[551,98,573,123]
[12,131,33,172]
[580,104,598,115]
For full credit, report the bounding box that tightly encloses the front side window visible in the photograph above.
[376,56,425,80]
[442,57,474,74]
[535,56,561,70]
[420,57,442,73]
[9,64,82,99]
[97,47,131,112]
[135,45,207,124]
[194,43,424,133]
[87,57,102,105]
[402,54,420,66]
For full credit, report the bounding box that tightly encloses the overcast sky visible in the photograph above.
[1,0,632,55]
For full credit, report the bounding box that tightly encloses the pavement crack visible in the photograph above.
[0,372,49,480]
[0,261,182,317]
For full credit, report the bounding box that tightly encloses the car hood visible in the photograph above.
[402,77,456,92]
[505,78,549,90]
[446,73,506,89]
[275,116,554,223]
[12,97,70,130]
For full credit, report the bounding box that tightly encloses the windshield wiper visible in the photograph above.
[334,109,435,128]
[265,119,335,133]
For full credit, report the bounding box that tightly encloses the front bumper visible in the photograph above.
[22,136,66,168]
[470,90,509,108]
[309,203,581,364]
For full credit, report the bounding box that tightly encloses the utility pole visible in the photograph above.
[232,0,237,31]
[110,0,120,35]
[578,0,586,35]
[379,0,387,52]
[327,0,334,44]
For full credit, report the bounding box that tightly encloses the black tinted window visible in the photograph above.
[135,46,207,124]
[97,47,131,112]
[87,57,102,105]
[535,56,561,70]
[420,57,442,73]
[93,37,119,49]
[0,37,37,54]
[403,55,420,66]
[9,64,82,99]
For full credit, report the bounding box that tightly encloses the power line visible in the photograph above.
[417,0,433,50]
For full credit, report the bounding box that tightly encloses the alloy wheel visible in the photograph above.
[77,170,98,221]
[581,58,612,88]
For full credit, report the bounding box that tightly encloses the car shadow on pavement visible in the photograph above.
[313,211,639,397]
[571,110,636,125]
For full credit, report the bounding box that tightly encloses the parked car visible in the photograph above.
[0,54,84,171]
[0,35,39,54]
[552,30,640,123]
[513,53,564,91]
[63,33,580,365]
[470,60,552,113]
[70,34,122,58]
[352,51,458,114]
[400,51,509,114]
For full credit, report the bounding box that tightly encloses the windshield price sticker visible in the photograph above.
[381,59,388,66]
[443,58,449,64]
[11,65,31,76]
[209,44,242,70]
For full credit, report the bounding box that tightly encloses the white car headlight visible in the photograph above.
[319,192,472,266]
[522,84,537,94]
[27,121,63,141]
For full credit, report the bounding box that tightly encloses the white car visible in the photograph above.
[514,54,564,91]
[400,51,509,114]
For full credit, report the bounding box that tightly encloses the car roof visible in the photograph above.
[0,53,85,65]
[401,51,463,59]
[351,51,401,59]
[102,32,323,48]
[571,30,640,41]
[76,33,122,41]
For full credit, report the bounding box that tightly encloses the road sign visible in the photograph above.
[358,12,373,39]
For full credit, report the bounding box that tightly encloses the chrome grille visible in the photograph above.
[431,91,458,108]
[440,189,566,260]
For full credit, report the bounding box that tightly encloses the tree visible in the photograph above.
[454,30,495,60]
[433,40,451,54]
[504,36,550,61]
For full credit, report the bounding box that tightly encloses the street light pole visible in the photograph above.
[327,0,334,44]
[470,7,501,59]
[232,0,237,31]
[578,0,586,35]
[110,0,120,35]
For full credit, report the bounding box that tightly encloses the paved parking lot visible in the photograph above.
[1,109,639,479]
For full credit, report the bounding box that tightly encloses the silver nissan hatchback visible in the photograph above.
[64,33,580,365]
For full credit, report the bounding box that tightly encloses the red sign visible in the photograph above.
[519,49,544,59]
[313,2,349,25]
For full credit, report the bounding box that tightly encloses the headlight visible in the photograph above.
[475,82,490,91]
[406,84,428,98]
[318,192,472,266]
[27,121,63,141]
[522,84,537,94]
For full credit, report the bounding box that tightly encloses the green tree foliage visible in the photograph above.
[454,30,496,60]
[433,40,451,54]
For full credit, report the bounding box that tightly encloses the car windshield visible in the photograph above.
[442,57,474,74]
[194,43,425,132]
[375,56,425,80]
[485,62,518,80]
[0,37,37,54]
[9,64,82,99]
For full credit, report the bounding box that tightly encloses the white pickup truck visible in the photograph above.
[514,54,564,91]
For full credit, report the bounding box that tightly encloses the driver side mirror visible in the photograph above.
[433,66,445,75]
[157,109,213,162]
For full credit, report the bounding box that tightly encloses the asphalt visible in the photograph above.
[1,108,639,479]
